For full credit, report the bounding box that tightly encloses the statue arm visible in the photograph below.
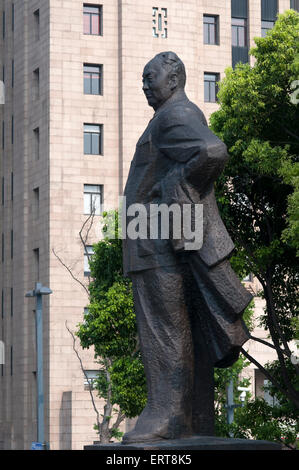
[156,112,229,199]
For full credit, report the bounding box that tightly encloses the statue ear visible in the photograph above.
[169,74,178,90]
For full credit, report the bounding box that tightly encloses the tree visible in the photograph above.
[231,358,298,449]
[210,10,299,410]
[76,211,147,443]
[214,300,255,438]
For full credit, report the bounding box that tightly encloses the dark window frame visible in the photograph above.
[84,123,103,155]
[83,63,103,95]
[84,184,103,216]
[33,9,40,41]
[33,127,40,160]
[84,245,95,276]
[231,17,247,47]
[290,0,299,11]
[2,233,4,262]
[203,15,219,45]
[33,248,40,281]
[11,60,14,88]
[2,121,4,149]
[83,4,103,36]
[10,230,13,259]
[11,115,14,144]
[12,3,14,31]
[10,287,13,316]
[2,11,5,39]
[204,72,220,103]
[261,20,275,37]
[33,68,40,99]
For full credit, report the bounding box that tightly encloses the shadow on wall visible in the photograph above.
[59,391,72,450]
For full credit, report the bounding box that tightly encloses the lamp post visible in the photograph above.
[25,282,52,449]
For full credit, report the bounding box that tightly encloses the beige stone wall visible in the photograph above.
[48,0,120,450]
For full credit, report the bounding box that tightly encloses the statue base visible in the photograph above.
[84,435,282,450]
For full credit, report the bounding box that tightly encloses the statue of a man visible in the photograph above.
[122,52,252,444]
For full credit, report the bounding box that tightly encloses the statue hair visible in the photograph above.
[154,51,186,88]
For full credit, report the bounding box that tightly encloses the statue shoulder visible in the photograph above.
[159,99,208,129]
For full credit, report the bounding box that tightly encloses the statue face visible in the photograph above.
[142,59,174,110]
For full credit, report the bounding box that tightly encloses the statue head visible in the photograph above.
[142,51,186,111]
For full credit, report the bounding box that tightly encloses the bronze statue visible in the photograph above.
[122,52,252,444]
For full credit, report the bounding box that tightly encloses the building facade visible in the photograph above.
[0,0,297,450]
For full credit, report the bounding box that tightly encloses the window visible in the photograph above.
[84,184,103,215]
[33,68,40,99]
[203,15,219,45]
[12,4,14,31]
[204,73,219,103]
[10,288,13,316]
[261,0,277,36]
[84,245,94,276]
[83,4,102,35]
[33,127,40,160]
[291,0,299,11]
[33,248,39,280]
[33,9,40,41]
[10,230,13,259]
[0,79,4,105]
[2,11,5,39]
[11,115,14,144]
[232,18,247,47]
[84,124,102,155]
[33,187,39,218]
[84,370,99,390]
[84,64,102,95]
[261,20,274,37]
[152,7,167,38]
[0,340,4,376]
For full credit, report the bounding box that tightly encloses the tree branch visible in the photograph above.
[65,321,101,433]
[282,126,299,143]
[249,335,290,358]
[241,348,299,408]
[110,410,126,432]
[52,248,89,297]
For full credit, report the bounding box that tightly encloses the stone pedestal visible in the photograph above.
[84,435,282,450]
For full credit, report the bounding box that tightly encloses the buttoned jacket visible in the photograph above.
[123,96,235,276]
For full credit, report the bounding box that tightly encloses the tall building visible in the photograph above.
[0,0,297,450]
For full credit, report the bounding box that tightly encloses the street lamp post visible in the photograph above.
[25,282,52,449]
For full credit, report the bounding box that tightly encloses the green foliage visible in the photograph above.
[76,211,147,437]
[214,354,251,438]
[78,279,137,358]
[280,160,299,255]
[214,300,254,437]
[263,359,299,420]
[109,356,147,418]
[210,11,299,345]
[228,360,299,447]
[232,398,298,447]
